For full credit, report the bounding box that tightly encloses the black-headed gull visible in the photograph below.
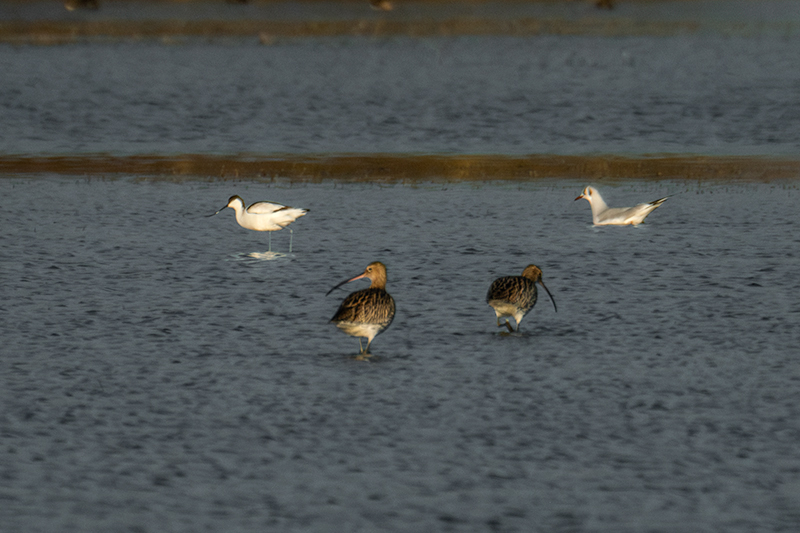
[327,262,396,359]
[575,186,668,226]
[209,195,308,252]
[486,264,557,333]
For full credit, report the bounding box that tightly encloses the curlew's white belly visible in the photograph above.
[487,300,520,318]
[334,321,383,339]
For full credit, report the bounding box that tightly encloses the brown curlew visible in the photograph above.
[327,261,396,358]
[487,264,557,333]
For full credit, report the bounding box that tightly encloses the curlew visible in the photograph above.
[487,264,557,333]
[327,261,395,358]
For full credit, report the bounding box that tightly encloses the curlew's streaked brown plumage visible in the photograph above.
[326,261,395,358]
[486,264,557,333]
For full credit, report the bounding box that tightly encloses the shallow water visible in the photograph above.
[2,32,800,157]
[3,1,800,529]
[2,177,800,531]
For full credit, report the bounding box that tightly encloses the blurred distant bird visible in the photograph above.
[64,0,99,10]
[575,186,668,226]
[209,195,308,252]
[327,262,395,358]
[595,0,615,9]
[370,0,394,11]
[258,32,277,45]
[487,264,557,333]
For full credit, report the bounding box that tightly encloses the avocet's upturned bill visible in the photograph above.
[486,264,556,333]
[209,195,308,252]
[327,261,395,359]
[575,186,668,226]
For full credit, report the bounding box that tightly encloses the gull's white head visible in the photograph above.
[575,186,597,204]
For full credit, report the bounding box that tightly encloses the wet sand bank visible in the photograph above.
[0,18,709,44]
[1,0,798,43]
[1,154,798,182]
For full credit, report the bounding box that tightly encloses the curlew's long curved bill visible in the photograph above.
[539,280,558,312]
[325,271,368,296]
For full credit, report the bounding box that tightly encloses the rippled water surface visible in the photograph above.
[1,32,800,156]
[2,177,800,531]
[3,0,800,529]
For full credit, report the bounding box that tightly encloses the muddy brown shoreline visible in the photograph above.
[1,154,797,182]
[1,0,795,43]
[0,18,709,44]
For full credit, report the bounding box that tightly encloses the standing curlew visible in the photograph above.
[575,186,668,226]
[327,261,395,358]
[486,264,557,333]
[209,195,308,252]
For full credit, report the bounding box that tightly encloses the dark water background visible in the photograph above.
[2,36,799,156]
[1,1,800,156]
[3,0,800,531]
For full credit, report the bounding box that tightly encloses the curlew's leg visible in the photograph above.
[504,320,515,333]
[354,338,373,361]
[289,228,293,253]
[268,232,272,252]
